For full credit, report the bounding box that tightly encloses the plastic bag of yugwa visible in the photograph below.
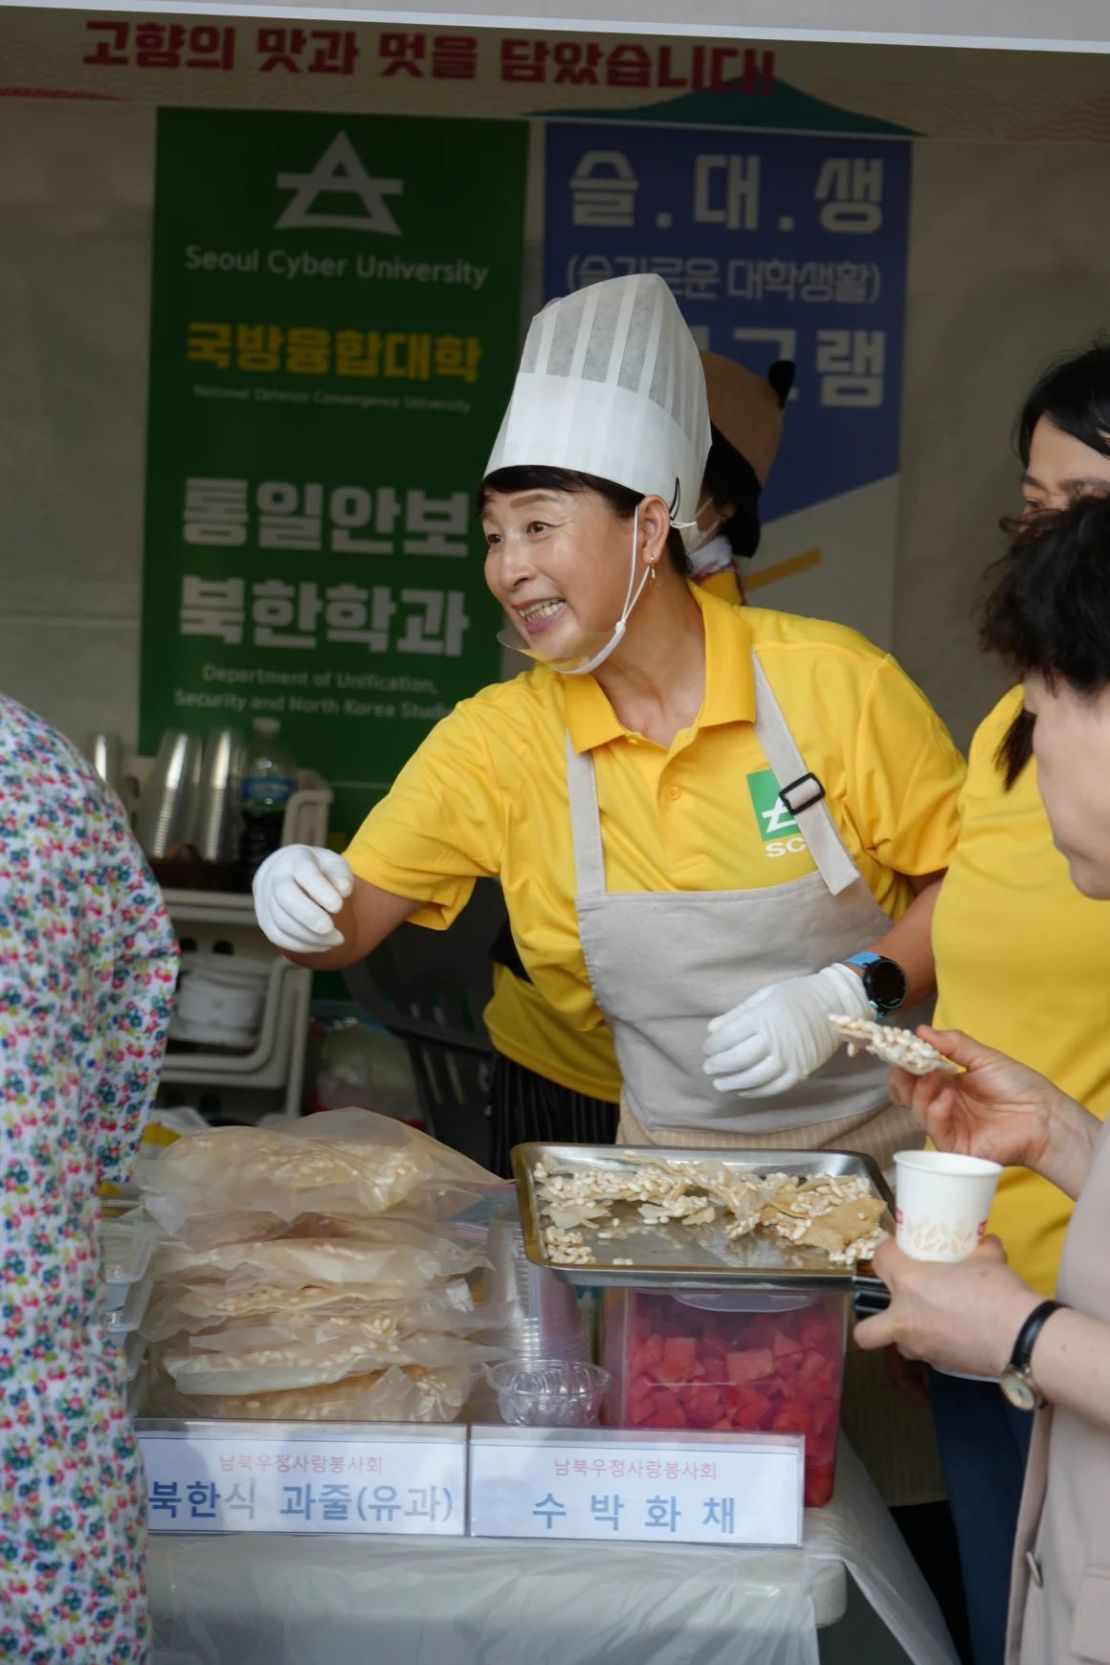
[146,1360,476,1423]
[141,1276,477,1343]
[146,1196,496,1254]
[133,1109,499,1234]
[162,1316,503,1395]
[143,1206,291,1252]
[150,1217,485,1293]
[183,1292,498,1356]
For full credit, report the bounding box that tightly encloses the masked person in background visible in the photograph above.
[254,269,962,1184]
[1,695,177,1665]
[689,350,795,603]
[857,492,1110,1665]
[483,347,795,1174]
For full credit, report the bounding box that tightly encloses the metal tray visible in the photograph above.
[511,1143,894,1292]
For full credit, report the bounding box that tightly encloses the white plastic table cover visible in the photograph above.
[149,1442,960,1665]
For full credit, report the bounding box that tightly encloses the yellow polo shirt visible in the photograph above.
[346,585,965,1046]
[487,964,623,1101]
[932,686,1110,1296]
[486,563,736,1101]
[698,568,743,606]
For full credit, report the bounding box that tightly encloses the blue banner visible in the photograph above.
[543,124,912,525]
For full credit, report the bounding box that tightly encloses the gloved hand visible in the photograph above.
[703,962,872,1097]
[252,844,355,954]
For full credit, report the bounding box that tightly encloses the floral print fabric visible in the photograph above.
[1,696,177,1663]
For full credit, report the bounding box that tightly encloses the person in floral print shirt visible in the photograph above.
[0,695,177,1664]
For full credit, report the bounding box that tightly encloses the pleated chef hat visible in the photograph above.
[485,274,711,546]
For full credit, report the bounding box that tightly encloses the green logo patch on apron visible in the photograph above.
[746,769,803,844]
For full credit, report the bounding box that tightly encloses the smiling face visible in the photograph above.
[1022,417,1110,514]
[481,486,647,658]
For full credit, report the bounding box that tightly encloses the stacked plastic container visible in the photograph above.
[100,1211,160,1416]
[600,1288,849,1507]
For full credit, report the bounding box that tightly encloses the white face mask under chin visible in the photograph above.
[680,497,722,561]
[497,507,655,677]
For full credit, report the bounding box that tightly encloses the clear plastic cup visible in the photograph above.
[488,1358,610,1428]
[485,1208,588,1362]
[893,1149,1002,1262]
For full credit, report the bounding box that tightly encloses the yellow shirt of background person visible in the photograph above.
[347,586,965,1044]
[697,568,744,606]
[932,685,1110,1296]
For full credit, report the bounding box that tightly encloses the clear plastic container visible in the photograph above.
[127,1359,150,1419]
[99,1217,159,1313]
[103,1267,155,1337]
[105,1327,147,1383]
[102,1281,151,1419]
[601,1287,848,1507]
[488,1359,610,1428]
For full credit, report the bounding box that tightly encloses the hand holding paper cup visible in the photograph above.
[893,1150,1002,1263]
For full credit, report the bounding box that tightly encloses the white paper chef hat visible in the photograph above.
[485,274,711,545]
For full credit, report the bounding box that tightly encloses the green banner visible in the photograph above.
[141,108,528,838]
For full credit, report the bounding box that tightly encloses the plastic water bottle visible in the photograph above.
[239,718,297,881]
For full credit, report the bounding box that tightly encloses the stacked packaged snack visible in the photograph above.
[135,1110,502,1421]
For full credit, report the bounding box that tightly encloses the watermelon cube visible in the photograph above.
[804,1460,836,1508]
[659,1337,698,1381]
[682,1385,724,1429]
[725,1348,774,1386]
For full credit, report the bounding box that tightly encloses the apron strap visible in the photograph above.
[751,658,861,898]
[566,658,862,900]
[565,734,607,896]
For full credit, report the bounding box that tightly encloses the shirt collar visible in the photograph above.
[563,582,755,754]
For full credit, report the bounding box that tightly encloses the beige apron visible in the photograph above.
[569,653,937,1504]
[1008,1118,1110,1664]
[568,656,927,1141]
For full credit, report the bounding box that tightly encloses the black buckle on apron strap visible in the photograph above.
[778,772,825,815]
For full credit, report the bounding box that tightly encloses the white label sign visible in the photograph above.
[139,1420,467,1536]
[468,1427,803,1546]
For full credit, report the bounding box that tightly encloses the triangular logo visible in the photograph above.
[275,132,402,235]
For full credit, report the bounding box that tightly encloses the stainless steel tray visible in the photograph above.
[511,1143,894,1291]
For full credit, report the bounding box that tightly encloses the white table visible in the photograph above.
[149,1442,959,1665]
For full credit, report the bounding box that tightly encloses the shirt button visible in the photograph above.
[666,785,681,801]
[1025,1550,1043,1588]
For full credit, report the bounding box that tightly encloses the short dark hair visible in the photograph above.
[479,465,691,576]
[702,426,762,559]
[982,495,1110,782]
[701,361,794,559]
[1017,343,1110,469]
[990,345,1110,786]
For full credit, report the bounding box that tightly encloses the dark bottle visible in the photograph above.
[239,717,297,882]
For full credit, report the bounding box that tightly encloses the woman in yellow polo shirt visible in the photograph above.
[925,344,1110,1665]
[253,272,963,1174]
[484,347,794,1169]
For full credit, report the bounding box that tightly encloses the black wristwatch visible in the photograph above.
[999,1300,1068,1411]
[840,951,908,1017]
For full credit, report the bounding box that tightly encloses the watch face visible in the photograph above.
[999,1369,1038,1413]
[865,957,907,1015]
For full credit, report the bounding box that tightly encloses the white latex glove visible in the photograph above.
[252,844,355,954]
[703,962,872,1097]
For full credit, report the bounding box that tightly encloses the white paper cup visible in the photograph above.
[893,1150,1003,1263]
